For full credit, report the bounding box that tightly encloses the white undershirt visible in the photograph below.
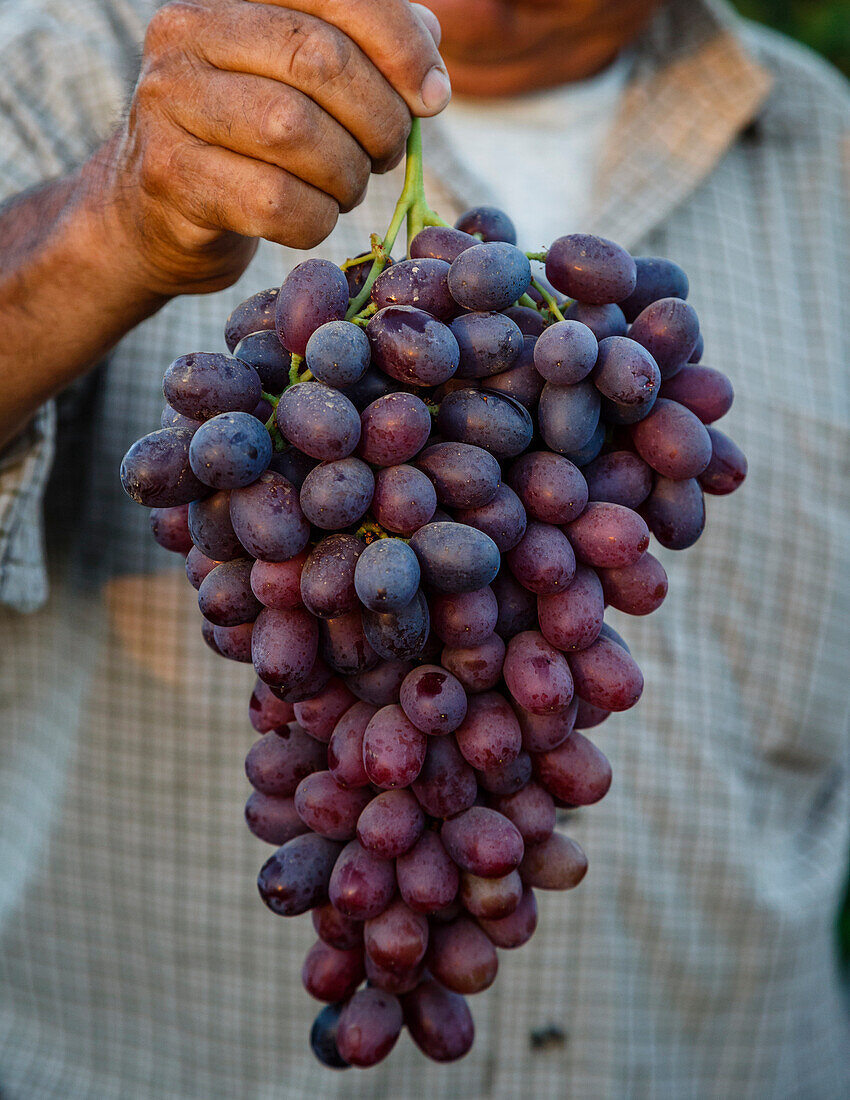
[439,55,631,250]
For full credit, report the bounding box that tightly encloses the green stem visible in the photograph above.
[526,251,548,263]
[261,390,280,407]
[531,277,566,323]
[288,354,304,388]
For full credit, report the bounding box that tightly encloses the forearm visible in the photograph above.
[0,147,169,449]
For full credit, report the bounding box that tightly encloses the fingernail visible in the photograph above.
[420,66,452,112]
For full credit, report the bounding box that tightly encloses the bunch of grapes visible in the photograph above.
[120,121,746,1070]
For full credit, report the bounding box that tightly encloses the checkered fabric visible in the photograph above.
[1,1,848,1096]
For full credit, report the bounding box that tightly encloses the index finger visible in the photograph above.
[254,0,451,116]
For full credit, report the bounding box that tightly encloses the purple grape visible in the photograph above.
[339,365,401,411]
[344,251,392,297]
[513,698,578,754]
[476,749,532,795]
[563,300,627,340]
[491,781,556,845]
[244,791,308,846]
[452,483,528,553]
[309,1002,350,1070]
[449,311,524,378]
[628,297,700,378]
[417,442,500,509]
[538,380,601,455]
[276,381,361,461]
[299,457,374,529]
[503,306,545,337]
[573,697,610,730]
[537,565,605,652]
[545,234,637,305]
[689,332,704,362]
[599,552,668,615]
[275,259,349,356]
[504,631,574,715]
[659,365,734,424]
[397,832,460,914]
[160,404,203,432]
[364,898,429,976]
[441,633,506,694]
[643,475,705,549]
[563,502,650,568]
[436,388,533,458]
[362,704,427,788]
[300,535,362,618]
[533,320,599,385]
[460,869,523,920]
[163,351,261,420]
[336,988,403,1068]
[477,886,538,948]
[245,725,325,797]
[257,833,342,917]
[583,451,653,509]
[198,559,261,626]
[354,538,421,613]
[403,979,475,1062]
[188,412,272,489]
[267,446,318,489]
[520,833,588,890]
[367,306,459,387]
[411,734,477,818]
[564,419,605,467]
[362,587,430,661]
[233,330,291,393]
[225,286,278,351]
[249,679,295,734]
[454,205,517,244]
[485,334,545,408]
[320,612,378,676]
[430,587,498,649]
[293,678,357,743]
[427,917,498,995]
[356,788,425,859]
[568,636,643,712]
[229,471,310,561]
[357,391,432,467]
[202,619,223,657]
[455,692,522,771]
[619,257,689,322]
[631,398,712,479]
[312,903,364,951]
[305,320,370,388]
[345,658,413,706]
[250,551,308,610]
[294,771,373,841]
[327,701,375,788]
[150,503,192,553]
[492,568,537,639]
[371,258,456,320]
[271,655,332,704]
[212,621,254,662]
[534,729,614,804]
[593,336,661,422]
[302,940,365,1004]
[120,428,207,507]
[365,955,425,996]
[441,806,524,878]
[329,840,396,920]
[410,224,478,262]
[506,521,576,595]
[371,465,437,536]
[508,450,588,525]
[251,607,318,690]
[699,426,748,495]
[409,522,500,594]
[399,665,469,735]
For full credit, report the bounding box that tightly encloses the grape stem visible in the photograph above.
[526,251,548,262]
[355,518,393,544]
[345,118,449,320]
[288,354,305,387]
[530,277,566,323]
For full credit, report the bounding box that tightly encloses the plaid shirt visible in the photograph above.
[1,1,849,1096]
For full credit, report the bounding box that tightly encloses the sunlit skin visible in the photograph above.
[428,0,662,96]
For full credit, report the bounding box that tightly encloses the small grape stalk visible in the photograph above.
[122,119,747,1070]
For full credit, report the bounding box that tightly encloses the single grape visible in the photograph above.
[335,988,403,1068]
[567,636,643,712]
[365,954,425,996]
[244,791,308,846]
[362,704,427,789]
[460,869,523,920]
[327,701,375,788]
[643,475,706,549]
[411,735,478,819]
[492,568,537,639]
[257,833,342,917]
[503,631,574,715]
[229,471,310,561]
[583,451,653,509]
[409,522,500,593]
[449,311,524,378]
[344,251,392,297]
[508,450,588,525]
[659,365,734,424]
[563,300,628,340]
[430,587,497,649]
[251,607,318,690]
[628,297,700,378]
[150,503,192,553]
[410,224,478,262]
[312,903,364,951]
[476,749,532,795]
[367,305,459,387]
[441,806,524,878]
[538,380,601,455]
[275,258,349,356]
[619,257,689,322]
[163,351,261,420]
[506,521,576,595]
[293,678,357,743]
[362,588,430,661]
[454,205,517,244]
[300,534,362,619]
[699,427,748,495]
[520,833,588,890]
[160,404,203,432]
[198,559,261,626]
[371,465,437,536]
[452,482,528,553]
[533,320,599,385]
[328,840,396,920]
[402,978,475,1062]
[397,832,460,914]
[188,412,271,490]
[399,665,468,735]
[440,632,506,694]
[477,886,538,948]
[573,697,610,730]
[267,446,318,489]
[305,320,371,388]
[436,388,533,458]
[250,550,309,610]
[545,234,637,304]
[417,441,501,509]
[502,305,545,337]
[448,242,531,312]
[537,565,605,652]
[354,538,421,613]
[120,427,207,507]
[563,501,650,568]
[485,334,546,409]
[426,917,499,996]
[245,725,325,797]
[299,457,374,530]
[371,257,456,320]
[357,391,432,467]
[233,330,291,393]
[593,336,661,422]
[320,612,378,676]
[455,692,522,772]
[533,728,613,804]
[631,398,713,480]
[598,552,669,615]
[309,1002,350,1070]
[212,621,254,662]
[249,679,295,734]
[564,419,605,467]
[490,781,556,845]
[294,771,373,841]
[302,940,365,1004]
[276,381,361,461]
[364,898,429,976]
[272,655,332,704]
[345,658,414,706]
[513,697,578,754]
[225,286,278,351]
[356,788,425,859]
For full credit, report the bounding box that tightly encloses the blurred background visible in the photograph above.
[734,0,849,74]
[734,0,850,966]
